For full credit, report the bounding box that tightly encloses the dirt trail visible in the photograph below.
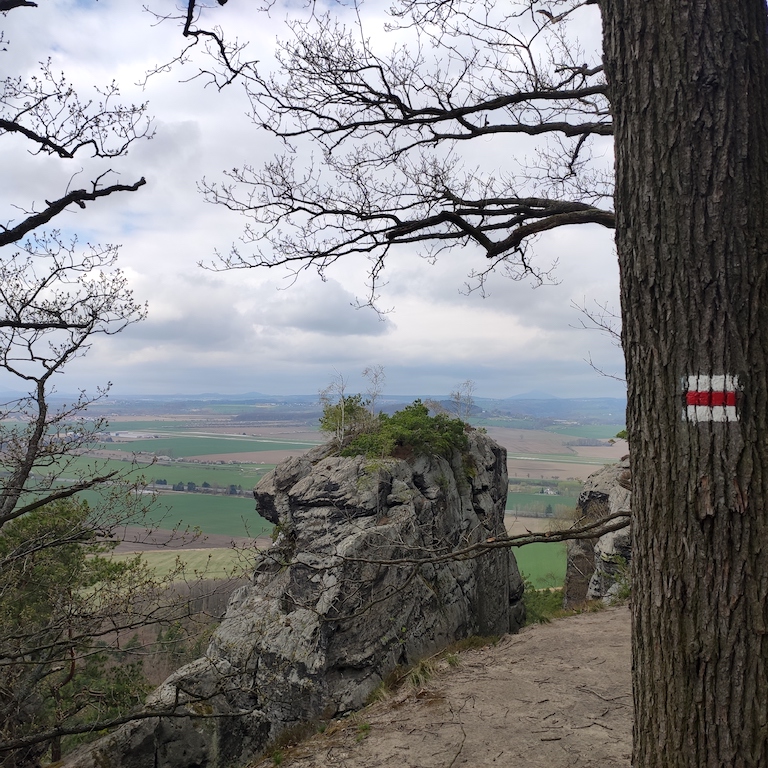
[250,606,632,768]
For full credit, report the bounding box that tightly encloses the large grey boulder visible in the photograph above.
[562,458,631,608]
[67,430,523,768]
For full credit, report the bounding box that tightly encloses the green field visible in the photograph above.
[111,548,252,579]
[544,424,626,439]
[515,542,567,588]
[80,488,273,538]
[102,417,317,431]
[56,455,274,489]
[100,420,197,432]
[100,435,315,457]
[506,452,611,465]
[146,464,274,488]
[506,491,578,512]
[474,418,544,429]
[147,494,273,537]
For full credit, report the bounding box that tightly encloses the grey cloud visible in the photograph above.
[2,0,625,402]
[253,280,394,337]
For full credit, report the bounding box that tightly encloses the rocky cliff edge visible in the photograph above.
[66,430,524,768]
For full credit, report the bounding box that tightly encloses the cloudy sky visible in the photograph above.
[1,0,625,401]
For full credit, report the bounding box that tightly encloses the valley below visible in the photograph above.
[90,398,626,589]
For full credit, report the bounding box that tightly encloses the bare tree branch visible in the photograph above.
[570,298,625,381]
[0,178,146,248]
[140,0,259,90]
[336,511,629,568]
[0,696,245,756]
[1,62,153,160]
[198,0,614,303]
[0,0,37,10]
[0,473,120,529]
[0,5,254,760]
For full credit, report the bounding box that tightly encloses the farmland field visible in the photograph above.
[515,542,567,589]
[545,424,625,439]
[99,435,315,458]
[74,410,605,591]
[80,488,273,538]
[506,452,612,465]
[111,547,254,579]
[475,418,543,429]
[60,455,274,489]
[506,491,578,516]
[505,516,567,588]
[100,420,200,432]
[112,538,567,590]
[113,514,567,589]
[144,494,273,537]
[482,425,627,481]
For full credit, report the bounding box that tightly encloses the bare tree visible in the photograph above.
[200,0,613,305]
[449,380,476,421]
[319,369,374,447]
[0,8,150,534]
[318,369,350,445]
[0,17,152,520]
[0,6,207,764]
[0,236,147,527]
[362,364,386,416]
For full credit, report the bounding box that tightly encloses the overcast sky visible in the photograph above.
[1,0,625,401]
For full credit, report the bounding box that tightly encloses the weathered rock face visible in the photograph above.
[587,523,632,603]
[68,431,523,768]
[562,458,631,608]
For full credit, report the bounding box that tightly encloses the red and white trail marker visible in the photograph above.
[683,374,740,422]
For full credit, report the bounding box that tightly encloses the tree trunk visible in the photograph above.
[50,734,62,764]
[600,1,768,765]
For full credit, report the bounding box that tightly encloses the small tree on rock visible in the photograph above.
[319,393,371,446]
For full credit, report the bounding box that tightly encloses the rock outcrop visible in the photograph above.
[587,520,632,603]
[67,431,524,768]
[562,458,631,608]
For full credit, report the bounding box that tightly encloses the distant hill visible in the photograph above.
[73,391,626,425]
[503,390,559,400]
[486,397,626,422]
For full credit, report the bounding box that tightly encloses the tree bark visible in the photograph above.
[600,1,768,765]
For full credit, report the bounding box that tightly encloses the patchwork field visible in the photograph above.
[62,455,274,490]
[92,416,624,486]
[481,425,627,481]
[544,423,626,439]
[99,435,316,458]
[81,411,619,589]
